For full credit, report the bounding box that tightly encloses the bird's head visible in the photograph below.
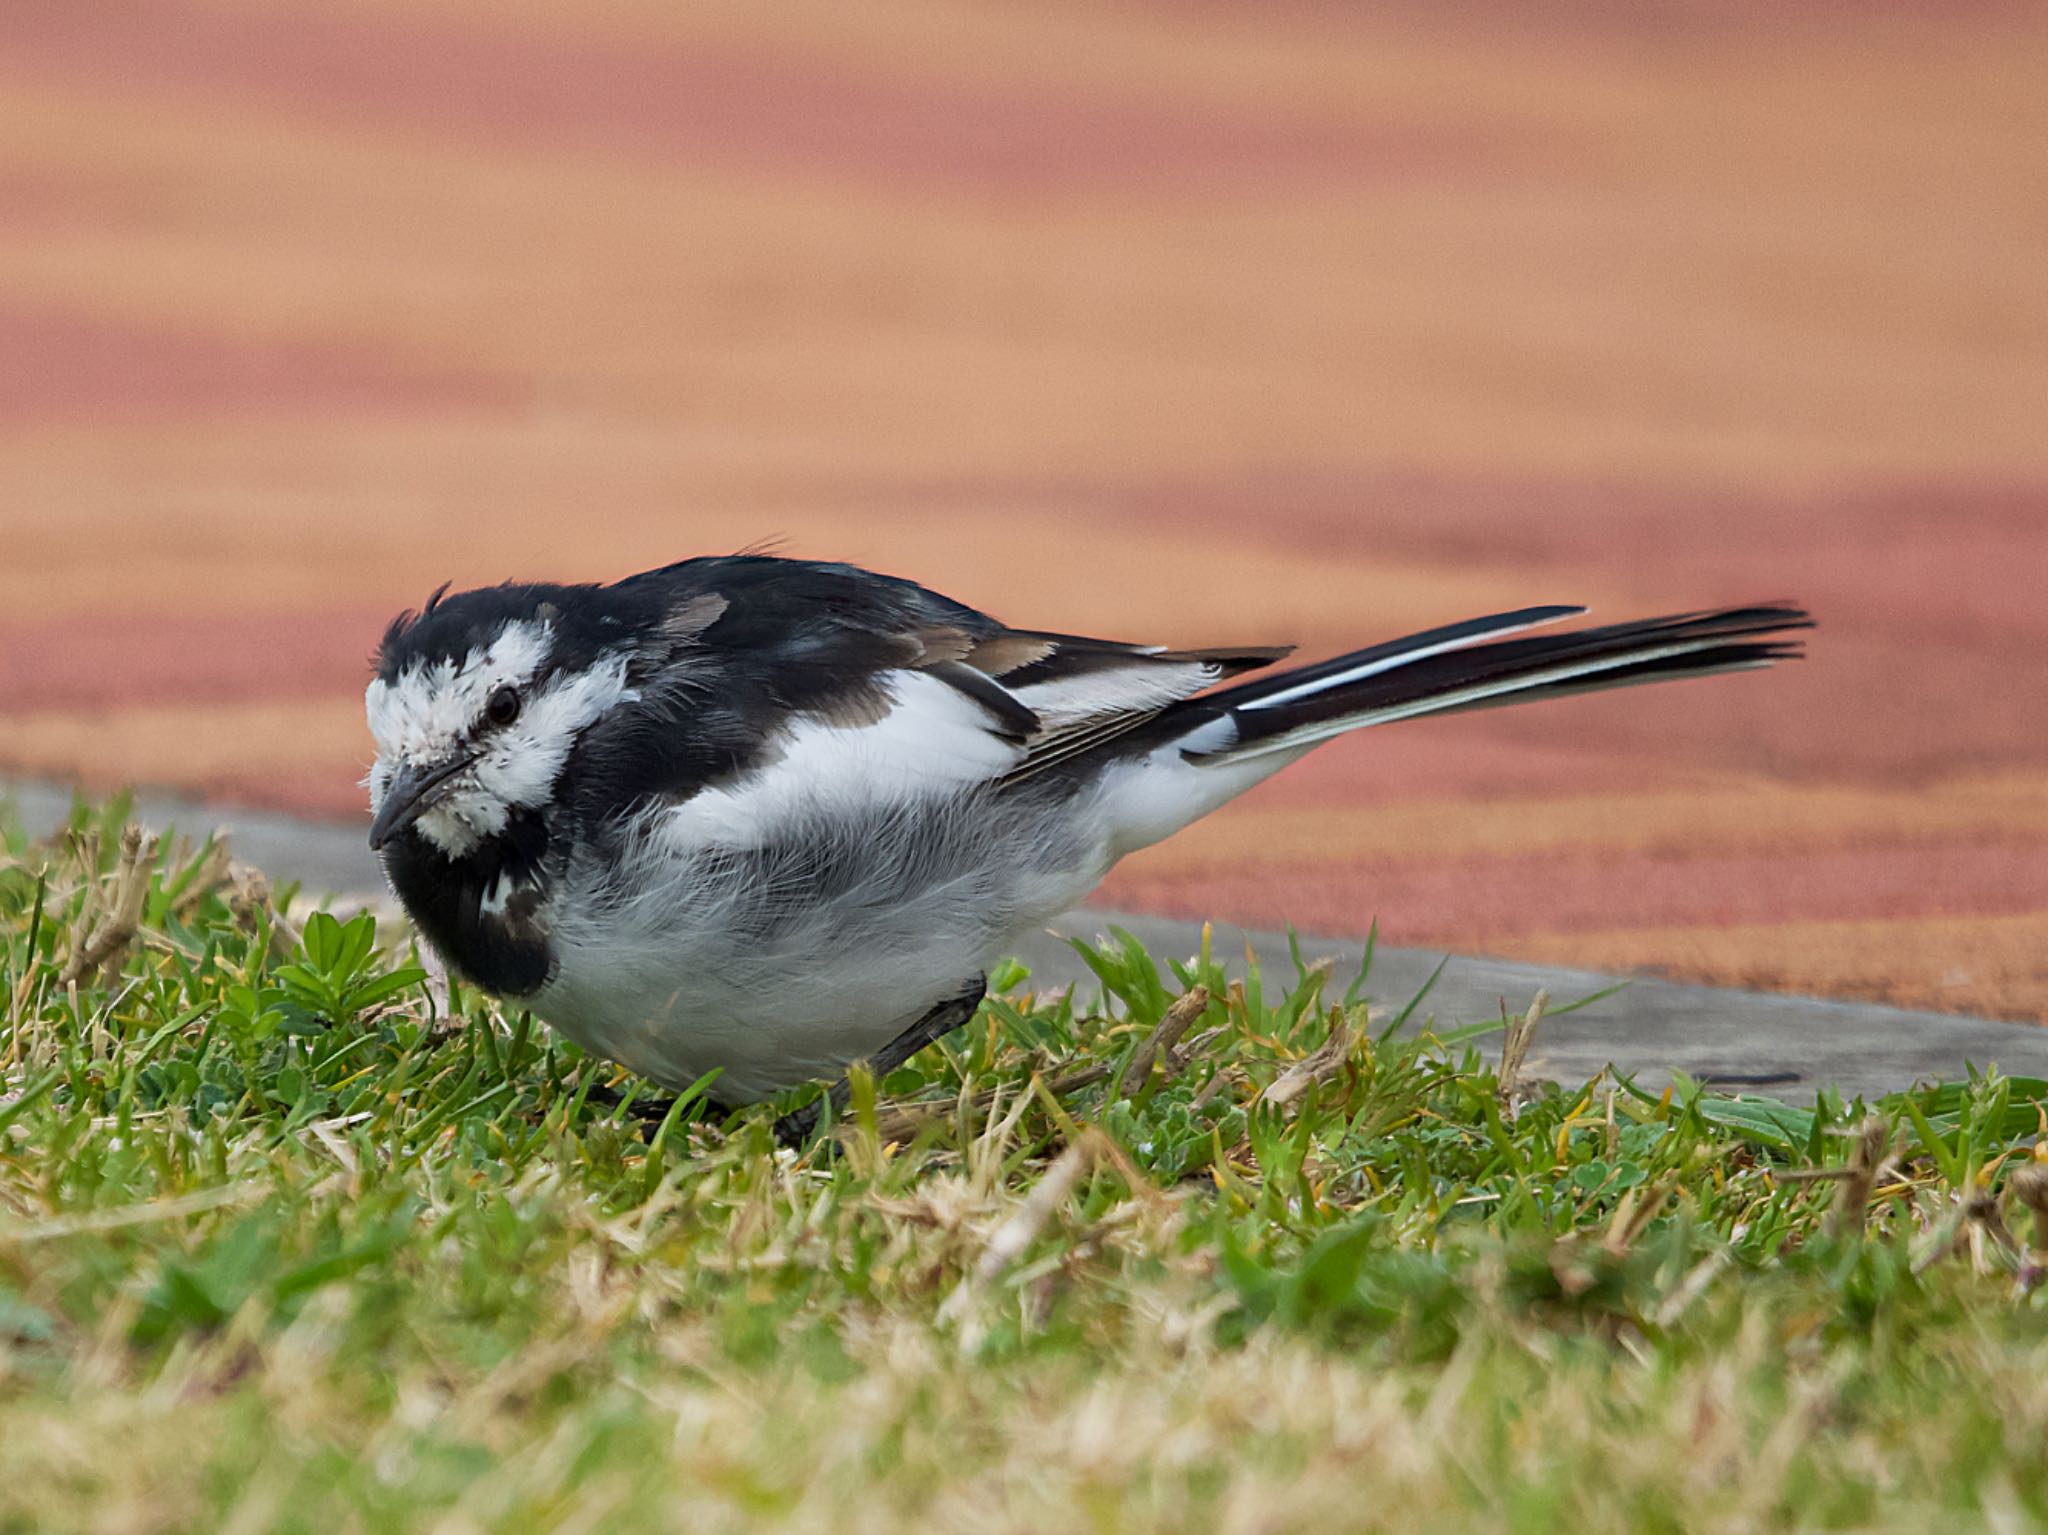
[365,583,643,858]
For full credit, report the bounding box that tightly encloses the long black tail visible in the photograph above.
[1178,603,1811,766]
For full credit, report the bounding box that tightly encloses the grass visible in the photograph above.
[7,797,2048,1533]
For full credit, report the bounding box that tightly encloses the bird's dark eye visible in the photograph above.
[485,686,521,727]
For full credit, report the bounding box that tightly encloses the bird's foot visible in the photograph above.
[770,976,989,1150]
[584,1082,680,1125]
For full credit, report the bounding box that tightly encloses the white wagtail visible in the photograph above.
[365,555,1808,1133]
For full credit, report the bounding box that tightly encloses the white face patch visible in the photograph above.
[366,619,632,857]
[366,620,552,763]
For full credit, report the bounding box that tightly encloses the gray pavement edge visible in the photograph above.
[11,778,2045,1101]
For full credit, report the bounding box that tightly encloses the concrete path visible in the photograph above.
[1015,916,2048,1104]
[13,779,2045,1102]
[8,779,386,903]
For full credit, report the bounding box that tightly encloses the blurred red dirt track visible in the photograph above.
[2,0,2043,1020]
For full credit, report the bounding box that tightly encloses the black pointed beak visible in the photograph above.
[369,753,475,851]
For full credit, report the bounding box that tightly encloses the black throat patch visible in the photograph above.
[379,810,554,997]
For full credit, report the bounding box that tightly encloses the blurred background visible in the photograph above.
[1,0,2042,1020]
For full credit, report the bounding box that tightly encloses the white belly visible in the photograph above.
[531,795,1109,1101]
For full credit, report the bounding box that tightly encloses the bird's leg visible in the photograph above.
[583,1082,681,1124]
[774,975,989,1147]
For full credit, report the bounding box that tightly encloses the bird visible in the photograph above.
[365,554,1809,1136]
